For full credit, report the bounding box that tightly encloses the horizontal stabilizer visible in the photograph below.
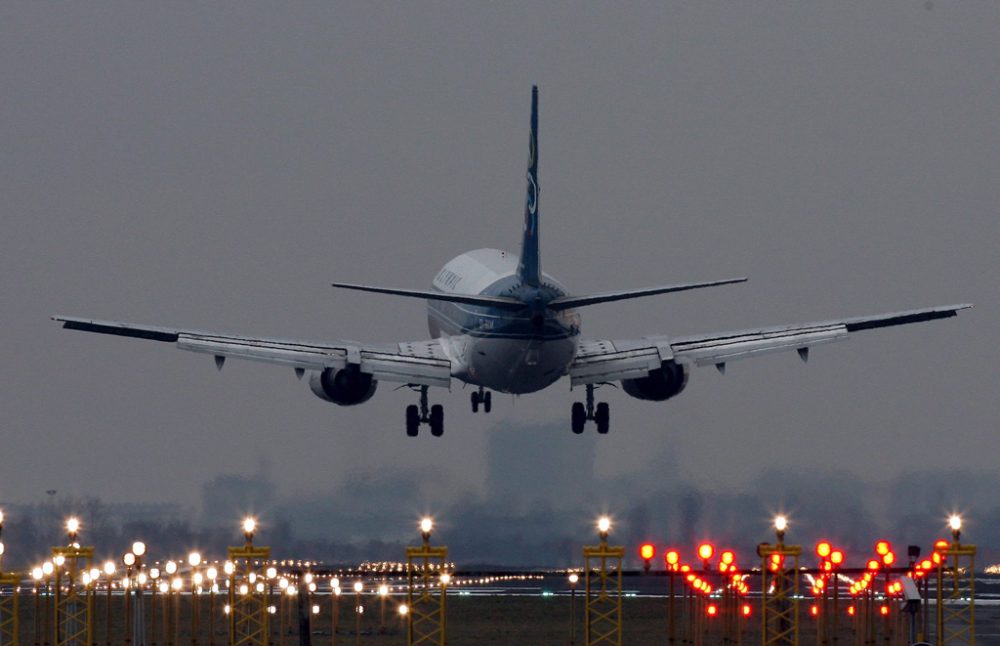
[331,282,525,310]
[548,277,747,311]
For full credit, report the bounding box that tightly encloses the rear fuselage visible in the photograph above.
[428,248,580,394]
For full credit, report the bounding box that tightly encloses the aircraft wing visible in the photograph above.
[568,304,971,386]
[52,316,452,388]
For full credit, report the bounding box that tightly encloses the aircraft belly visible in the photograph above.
[467,336,576,394]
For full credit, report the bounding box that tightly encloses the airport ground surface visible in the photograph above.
[8,596,1000,645]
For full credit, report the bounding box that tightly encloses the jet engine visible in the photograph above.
[621,360,689,402]
[308,366,377,406]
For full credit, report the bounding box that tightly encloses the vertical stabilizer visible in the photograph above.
[517,85,541,286]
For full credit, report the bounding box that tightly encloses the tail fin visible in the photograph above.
[517,85,541,286]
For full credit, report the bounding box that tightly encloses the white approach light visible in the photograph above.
[188,552,202,567]
[123,553,136,567]
[949,515,962,532]
[165,561,177,575]
[353,581,364,593]
[597,517,611,534]
[132,542,146,557]
[103,561,115,576]
[774,515,788,532]
[420,517,433,535]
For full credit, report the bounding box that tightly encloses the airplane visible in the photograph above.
[53,86,971,437]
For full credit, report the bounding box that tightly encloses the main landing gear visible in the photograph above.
[470,387,492,413]
[571,384,610,434]
[406,386,443,437]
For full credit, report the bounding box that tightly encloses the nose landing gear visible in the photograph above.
[406,386,444,437]
[470,387,492,413]
[571,384,610,434]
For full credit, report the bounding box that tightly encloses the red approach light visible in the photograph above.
[931,553,942,565]
[706,604,718,617]
[721,550,735,565]
[882,551,895,566]
[719,563,729,573]
[665,550,680,566]
[680,564,691,573]
[880,605,889,616]
[867,559,880,571]
[810,605,819,617]
[934,539,949,551]
[848,606,856,617]
[823,562,833,572]
[742,604,752,617]
[640,543,655,561]
[830,550,845,566]
[698,543,715,561]
[815,542,832,559]
[875,540,891,556]
[920,559,932,570]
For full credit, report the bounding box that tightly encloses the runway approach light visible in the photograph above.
[597,517,611,539]
[188,552,202,567]
[665,550,680,569]
[949,514,962,541]
[398,604,408,617]
[243,517,256,544]
[420,517,433,541]
[697,543,714,562]
[66,517,80,541]
[640,544,655,571]
[568,573,579,585]
[875,541,891,556]
[132,541,146,557]
[816,542,831,559]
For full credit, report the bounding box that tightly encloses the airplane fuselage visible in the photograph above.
[429,248,580,394]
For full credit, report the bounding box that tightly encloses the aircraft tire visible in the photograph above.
[406,405,420,437]
[571,402,586,434]
[471,391,479,413]
[595,402,610,434]
[483,391,492,413]
[430,404,444,437]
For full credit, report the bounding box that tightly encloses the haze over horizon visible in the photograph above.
[1,3,996,563]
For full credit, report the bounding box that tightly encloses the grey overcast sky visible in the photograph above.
[1,3,996,533]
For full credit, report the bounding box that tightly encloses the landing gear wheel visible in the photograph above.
[471,391,480,413]
[571,402,586,434]
[595,402,610,435]
[483,391,492,413]
[405,405,420,437]
[429,404,444,437]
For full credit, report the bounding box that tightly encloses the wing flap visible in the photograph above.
[569,342,663,386]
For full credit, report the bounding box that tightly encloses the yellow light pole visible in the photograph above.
[405,517,448,646]
[149,567,160,646]
[583,516,624,646]
[329,578,340,646]
[132,542,147,646]
[378,583,389,632]
[206,567,218,646]
[188,552,202,646]
[757,515,801,646]
[100,562,114,646]
[33,566,44,646]
[42,561,54,646]
[123,552,136,646]
[352,581,363,646]
[164,561,177,646]
[568,572,579,646]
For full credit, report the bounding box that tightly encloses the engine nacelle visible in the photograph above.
[308,366,377,406]
[621,360,689,402]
